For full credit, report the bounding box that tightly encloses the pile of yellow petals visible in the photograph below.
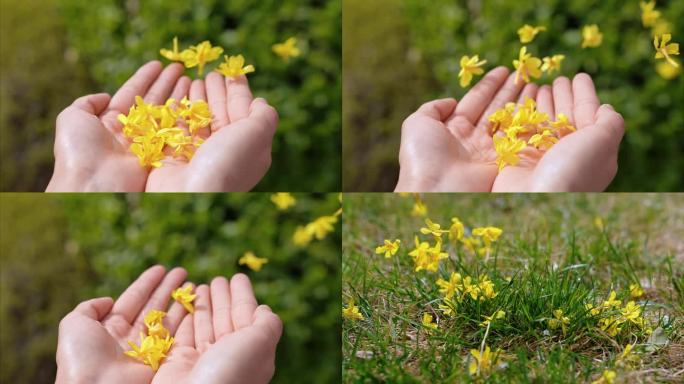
[487,97,576,171]
[375,239,401,258]
[171,284,197,313]
[124,310,174,371]
[293,207,342,247]
[272,37,301,62]
[161,37,225,76]
[585,291,651,337]
[238,251,268,271]
[117,96,211,168]
[343,298,364,321]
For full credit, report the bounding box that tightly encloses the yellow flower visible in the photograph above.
[238,251,268,272]
[129,137,165,168]
[171,284,197,313]
[591,369,616,384]
[125,333,174,371]
[272,37,301,61]
[585,303,601,316]
[436,272,463,299]
[271,193,297,210]
[640,1,660,28]
[477,275,498,299]
[541,54,565,74]
[479,310,506,327]
[528,129,558,150]
[412,199,427,217]
[375,239,401,258]
[594,216,604,231]
[494,136,526,171]
[654,34,680,67]
[621,301,643,325]
[581,25,603,48]
[293,225,313,247]
[469,345,500,376]
[488,102,516,134]
[420,219,448,238]
[144,310,169,338]
[343,299,364,321]
[458,55,487,87]
[472,227,503,247]
[656,60,681,79]
[617,343,640,367]
[180,41,224,76]
[160,36,184,61]
[449,217,465,241]
[217,54,256,78]
[307,215,338,240]
[178,97,212,135]
[513,46,542,84]
[629,284,644,299]
[549,113,576,135]
[408,237,448,272]
[602,291,621,309]
[462,276,481,300]
[547,309,570,336]
[517,24,546,43]
[438,298,458,317]
[421,312,437,333]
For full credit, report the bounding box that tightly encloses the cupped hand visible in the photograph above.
[153,274,282,384]
[145,72,278,192]
[56,266,188,384]
[491,73,625,192]
[47,61,186,192]
[395,67,537,192]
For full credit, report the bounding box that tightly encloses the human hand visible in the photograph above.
[491,73,625,192]
[46,61,186,192]
[153,274,282,384]
[145,72,278,192]
[55,266,188,384]
[395,67,535,192]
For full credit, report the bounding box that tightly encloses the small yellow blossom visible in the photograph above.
[420,219,448,238]
[307,215,338,240]
[617,343,640,367]
[375,239,401,258]
[271,193,297,210]
[594,216,605,231]
[517,24,546,43]
[293,225,313,247]
[178,97,212,135]
[469,345,500,377]
[513,46,542,84]
[629,284,644,299]
[541,54,565,74]
[493,136,526,171]
[640,1,661,28]
[621,301,643,325]
[180,41,224,76]
[412,199,427,217]
[125,333,174,371]
[238,251,268,272]
[436,272,463,299]
[343,299,364,321]
[479,310,506,327]
[160,36,184,61]
[477,275,498,299]
[547,309,570,336]
[144,310,169,338]
[582,25,603,48]
[130,137,165,168]
[421,312,438,333]
[656,60,681,79]
[488,102,516,134]
[438,298,457,317]
[654,34,680,67]
[458,55,487,88]
[591,369,616,384]
[408,237,448,272]
[528,129,559,150]
[171,284,197,313]
[472,227,503,247]
[602,291,622,309]
[462,276,481,300]
[217,54,256,78]
[272,37,301,61]
[448,217,465,241]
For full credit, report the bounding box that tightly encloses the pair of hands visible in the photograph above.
[56,266,282,384]
[47,61,278,192]
[396,67,625,192]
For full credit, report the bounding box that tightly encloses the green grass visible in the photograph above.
[342,194,684,383]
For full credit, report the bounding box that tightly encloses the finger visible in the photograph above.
[415,98,457,121]
[71,297,114,321]
[170,76,192,101]
[517,83,538,105]
[247,98,279,137]
[110,265,165,324]
[144,63,185,105]
[552,76,574,125]
[536,85,555,120]
[476,71,525,130]
[226,75,253,123]
[572,73,600,129]
[193,284,215,352]
[131,267,187,331]
[72,93,111,115]
[189,79,211,139]
[174,314,195,348]
[593,104,625,145]
[165,300,189,336]
[206,72,230,132]
[252,305,283,344]
[230,273,258,330]
[109,61,163,113]
[456,66,509,124]
[211,276,233,338]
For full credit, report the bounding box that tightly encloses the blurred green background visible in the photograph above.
[343,0,684,191]
[0,0,341,192]
[0,193,341,383]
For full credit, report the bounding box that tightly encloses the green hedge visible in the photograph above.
[343,0,684,191]
[1,0,341,191]
[0,193,341,383]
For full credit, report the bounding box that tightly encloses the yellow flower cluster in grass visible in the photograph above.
[239,251,268,272]
[343,298,364,321]
[171,284,197,313]
[585,290,651,337]
[436,272,500,319]
[487,97,576,171]
[124,310,174,371]
[117,96,210,168]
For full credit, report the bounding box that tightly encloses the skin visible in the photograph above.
[395,67,625,192]
[47,61,278,192]
[56,267,282,384]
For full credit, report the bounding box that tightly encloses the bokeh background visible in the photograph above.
[0,193,341,383]
[343,0,684,191]
[0,0,341,192]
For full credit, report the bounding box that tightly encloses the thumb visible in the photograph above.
[592,104,625,146]
[71,93,111,116]
[415,98,458,122]
[70,297,114,321]
[252,305,283,344]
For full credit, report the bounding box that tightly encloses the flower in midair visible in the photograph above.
[513,46,542,84]
[517,24,546,43]
[272,37,301,61]
[271,193,297,210]
[654,34,680,67]
[640,1,660,28]
[581,25,603,48]
[458,55,487,88]
[239,251,268,272]
[180,41,224,76]
[541,54,565,74]
[217,54,256,78]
